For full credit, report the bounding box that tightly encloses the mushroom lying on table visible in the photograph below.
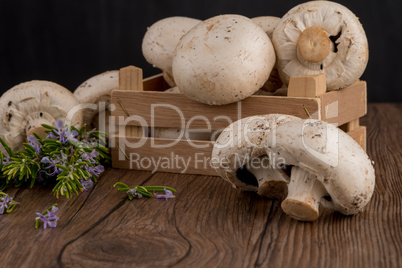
[213,114,375,220]
[272,1,369,90]
[212,114,301,198]
[173,14,276,105]
[0,80,83,152]
[264,117,375,221]
[142,16,201,87]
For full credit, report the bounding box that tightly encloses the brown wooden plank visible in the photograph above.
[347,125,366,151]
[288,73,327,97]
[111,91,321,129]
[111,136,217,176]
[320,80,367,126]
[118,66,145,138]
[119,66,143,91]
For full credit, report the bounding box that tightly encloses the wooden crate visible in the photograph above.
[110,66,367,175]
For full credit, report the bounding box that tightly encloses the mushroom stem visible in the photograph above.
[246,156,288,198]
[281,166,327,221]
[297,26,330,63]
[26,113,54,139]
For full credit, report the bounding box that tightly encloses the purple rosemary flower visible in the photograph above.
[127,187,143,199]
[82,149,99,164]
[86,165,104,178]
[27,135,41,154]
[52,120,68,143]
[46,132,56,140]
[35,206,59,229]
[0,194,13,215]
[79,179,94,191]
[65,129,79,143]
[154,188,175,201]
[2,156,11,165]
[41,157,63,177]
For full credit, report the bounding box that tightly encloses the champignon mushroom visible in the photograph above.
[263,117,375,221]
[173,14,276,105]
[211,114,301,198]
[73,70,118,135]
[0,80,83,152]
[272,1,369,90]
[251,16,283,93]
[142,17,201,87]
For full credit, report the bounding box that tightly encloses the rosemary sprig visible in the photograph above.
[35,203,59,229]
[114,182,176,200]
[0,120,109,198]
[0,191,18,214]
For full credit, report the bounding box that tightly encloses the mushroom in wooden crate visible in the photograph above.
[0,81,83,152]
[172,14,276,105]
[251,16,283,94]
[142,16,201,87]
[272,1,369,90]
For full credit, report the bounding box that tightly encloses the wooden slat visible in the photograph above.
[118,66,145,138]
[111,124,366,175]
[143,73,170,91]
[347,126,366,151]
[111,92,321,129]
[320,81,367,126]
[288,73,327,97]
[111,136,217,176]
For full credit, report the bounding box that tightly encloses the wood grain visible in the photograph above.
[111,91,321,129]
[0,103,400,268]
[320,81,367,126]
[288,73,327,97]
[111,136,217,176]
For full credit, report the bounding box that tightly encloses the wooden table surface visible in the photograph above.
[0,103,401,268]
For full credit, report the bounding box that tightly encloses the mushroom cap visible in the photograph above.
[252,16,283,92]
[272,1,369,90]
[74,70,118,126]
[173,14,276,105]
[265,118,375,215]
[251,16,280,39]
[0,80,83,152]
[142,16,201,87]
[212,114,301,191]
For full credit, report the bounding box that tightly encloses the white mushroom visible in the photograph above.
[0,80,83,152]
[212,114,301,198]
[173,14,276,105]
[252,16,280,39]
[272,1,369,90]
[74,70,118,135]
[142,17,201,87]
[263,117,375,221]
[252,16,283,93]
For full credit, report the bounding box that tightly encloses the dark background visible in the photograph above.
[0,0,401,102]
